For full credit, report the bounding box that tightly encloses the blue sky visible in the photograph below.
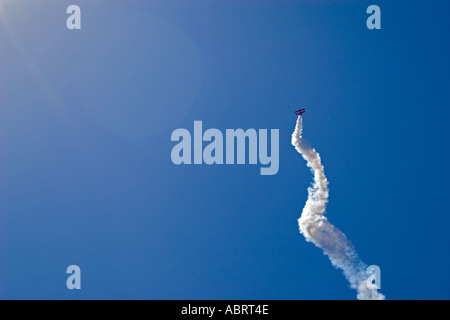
[0,0,449,299]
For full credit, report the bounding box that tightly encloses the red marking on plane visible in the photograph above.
[295,109,306,116]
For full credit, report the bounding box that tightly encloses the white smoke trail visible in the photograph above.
[292,116,385,300]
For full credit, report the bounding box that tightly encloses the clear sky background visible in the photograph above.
[0,0,449,299]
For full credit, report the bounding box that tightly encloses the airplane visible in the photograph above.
[295,108,306,116]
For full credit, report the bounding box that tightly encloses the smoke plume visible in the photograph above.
[292,116,385,300]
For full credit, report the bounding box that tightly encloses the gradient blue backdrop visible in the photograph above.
[0,0,449,299]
